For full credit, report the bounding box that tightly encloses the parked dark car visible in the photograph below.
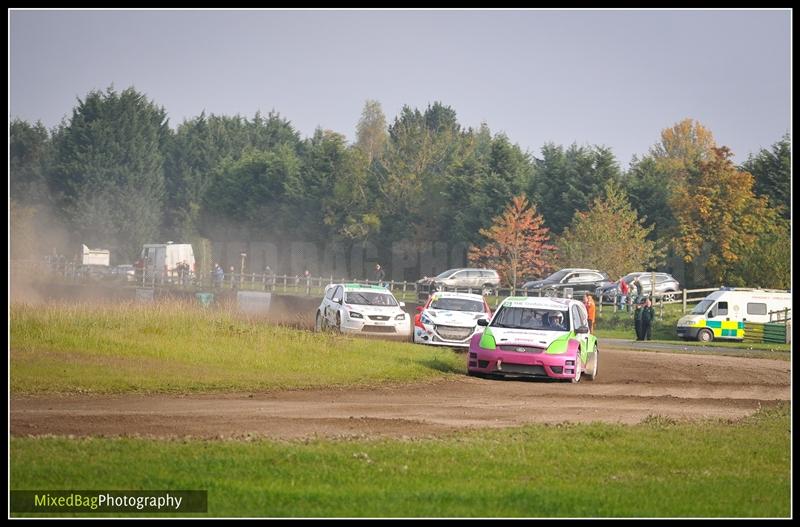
[522,268,611,297]
[596,272,681,302]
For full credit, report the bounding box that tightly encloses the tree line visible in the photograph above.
[10,86,791,289]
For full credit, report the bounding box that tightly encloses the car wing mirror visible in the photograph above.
[332,297,341,304]
[399,302,405,307]
[477,318,489,326]
[416,306,423,312]
[576,325,589,334]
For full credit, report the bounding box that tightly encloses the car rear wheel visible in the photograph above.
[544,288,557,297]
[335,313,343,333]
[482,283,494,295]
[585,346,599,380]
[697,328,713,343]
[315,311,323,332]
[662,291,676,302]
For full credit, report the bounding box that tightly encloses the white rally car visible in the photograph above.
[315,283,411,337]
[413,292,492,348]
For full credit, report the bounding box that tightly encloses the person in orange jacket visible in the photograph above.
[583,292,596,332]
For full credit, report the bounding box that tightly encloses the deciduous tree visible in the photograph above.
[468,195,555,289]
[552,181,663,280]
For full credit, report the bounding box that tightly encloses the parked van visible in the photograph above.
[138,242,195,283]
[676,288,791,342]
[81,244,110,266]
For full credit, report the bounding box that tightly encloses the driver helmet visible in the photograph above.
[549,312,564,325]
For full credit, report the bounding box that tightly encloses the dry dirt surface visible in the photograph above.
[12,346,790,440]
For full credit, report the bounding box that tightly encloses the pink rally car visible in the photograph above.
[467,296,599,382]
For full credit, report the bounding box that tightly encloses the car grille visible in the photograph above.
[498,345,544,354]
[497,363,547,376]
[362,325,396,333]
[368,315,390,321]
[434,325,474,341]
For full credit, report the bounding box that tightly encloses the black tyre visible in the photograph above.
[585,346,599,380]
[697,328,714,343]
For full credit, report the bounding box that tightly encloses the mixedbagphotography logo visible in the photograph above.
[11,490,207,513]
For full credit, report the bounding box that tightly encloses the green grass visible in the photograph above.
[10,403,790,518]
[10,302,463,395]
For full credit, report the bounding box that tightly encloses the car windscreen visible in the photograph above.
[345,292,398,306]
[490,307,570,331]
[430,298,484,312]
[691,299,715,315]
[435,269,458,279]
[545,270,570,282]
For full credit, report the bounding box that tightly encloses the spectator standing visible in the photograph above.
[634,300,644,341]
[375,264,386,287]
[583,292,596,332]
[631,277,643,304]
[641,298,656,341]
[264,265,273,291]
[619,278,630,310]
[212,263,224,290]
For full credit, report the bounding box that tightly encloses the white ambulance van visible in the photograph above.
[676,288,791,342]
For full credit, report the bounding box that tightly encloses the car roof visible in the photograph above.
[498,296,583,310]
[341,283,394,294]
[429,292,485,301]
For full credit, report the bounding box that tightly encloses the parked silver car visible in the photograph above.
[596,272,681,302]
[417,268,501,293]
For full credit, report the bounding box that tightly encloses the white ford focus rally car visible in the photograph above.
[315,283,411,337]
[413,292,492,347]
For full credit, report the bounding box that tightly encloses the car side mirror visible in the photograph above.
[332,297,341,304]
[477,318,489,326]
[576,325,589,334]
[399,302,405,307]
[416,306,423,312]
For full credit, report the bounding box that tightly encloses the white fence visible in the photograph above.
[12,259,741,313]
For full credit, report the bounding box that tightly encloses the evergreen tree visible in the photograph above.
[50,87,171,261]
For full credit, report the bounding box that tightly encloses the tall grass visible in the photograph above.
[10,301,464,394]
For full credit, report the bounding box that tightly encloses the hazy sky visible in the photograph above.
[9,9,791,165]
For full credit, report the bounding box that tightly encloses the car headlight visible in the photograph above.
[395,313,405,320]
[349,311,363,319]
[420,314,433,325]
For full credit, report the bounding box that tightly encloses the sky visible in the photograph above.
[9,9,792,166]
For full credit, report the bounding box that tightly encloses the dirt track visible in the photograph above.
[11,346,790,440]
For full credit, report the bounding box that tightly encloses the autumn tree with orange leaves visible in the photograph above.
[670,146,779,286]
[468,195,555,289]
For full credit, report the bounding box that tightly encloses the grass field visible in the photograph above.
[10,302,463,394]
[10,403,790,518]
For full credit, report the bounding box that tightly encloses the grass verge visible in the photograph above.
[10,301,464,395]
[10,403,790,518]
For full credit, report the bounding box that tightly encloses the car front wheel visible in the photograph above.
[585,346,598,380]
[571,356,582,383]
[697,328,713,343]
